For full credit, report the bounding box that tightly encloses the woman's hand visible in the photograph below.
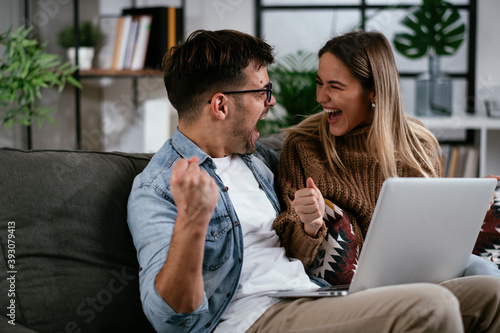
[292,178,325,237]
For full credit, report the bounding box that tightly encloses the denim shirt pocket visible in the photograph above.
[203,214,233,271]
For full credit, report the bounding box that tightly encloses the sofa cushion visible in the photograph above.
[307,199,359,286]
[473,187,500,268]
[0,148,155,332]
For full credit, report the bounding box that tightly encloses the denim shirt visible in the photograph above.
[127,128,281,333]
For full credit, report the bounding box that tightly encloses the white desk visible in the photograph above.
[418,116,500,177]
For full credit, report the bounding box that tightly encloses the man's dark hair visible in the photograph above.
[163,29,274,122]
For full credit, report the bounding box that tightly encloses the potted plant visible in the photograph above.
[0,26,81,129]
[58,21,104,70]
[257,50,320,137]
[393,0,466,116]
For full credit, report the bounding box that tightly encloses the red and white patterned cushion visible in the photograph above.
[473,189,500,268]
[307,199,359,286]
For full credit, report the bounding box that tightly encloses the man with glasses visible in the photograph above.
[127,29,486,333]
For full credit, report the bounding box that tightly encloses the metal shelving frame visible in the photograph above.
[23,0,184,150]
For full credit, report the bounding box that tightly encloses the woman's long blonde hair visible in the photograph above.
[286,30,440,179]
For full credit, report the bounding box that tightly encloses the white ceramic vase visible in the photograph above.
[67,47,95,70]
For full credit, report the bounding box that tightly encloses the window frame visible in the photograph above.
[254,0,478,114]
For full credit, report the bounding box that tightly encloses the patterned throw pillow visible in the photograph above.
[473,188,500,268]
[307,199,359,286]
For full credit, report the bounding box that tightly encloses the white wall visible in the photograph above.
[475,0,500,117]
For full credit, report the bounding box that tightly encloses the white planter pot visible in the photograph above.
[67,47,95,70]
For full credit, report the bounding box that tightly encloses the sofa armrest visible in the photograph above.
[0,316,39,333]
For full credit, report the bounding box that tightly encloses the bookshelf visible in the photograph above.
[418,115,500,177]
[22,0,184,149]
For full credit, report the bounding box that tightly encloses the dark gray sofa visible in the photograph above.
[0,148,156,333]
[1,144,498,333]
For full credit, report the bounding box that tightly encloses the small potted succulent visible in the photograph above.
[58,21,104,70]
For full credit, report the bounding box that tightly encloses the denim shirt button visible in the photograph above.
[238,258,242,263]
[205,322,211,328]
[226,293,231,298]
[211,229,215,236]
[224,186,229,192]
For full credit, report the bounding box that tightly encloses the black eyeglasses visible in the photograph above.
[208,82,273,104]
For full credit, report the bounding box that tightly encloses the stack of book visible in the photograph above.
[97,6,183,71]
[440,144,480,178]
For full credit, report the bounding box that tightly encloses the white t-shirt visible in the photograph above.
[212,155,318,332]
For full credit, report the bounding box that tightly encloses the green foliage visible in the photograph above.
[58,21,105,48]
[258,50,320,135]
[0,26,81,129]
[393,0,465,59]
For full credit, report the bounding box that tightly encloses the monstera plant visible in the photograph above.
[393,0,466,116]
[393,0,465,59]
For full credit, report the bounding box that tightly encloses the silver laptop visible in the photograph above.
[268,177,498,298]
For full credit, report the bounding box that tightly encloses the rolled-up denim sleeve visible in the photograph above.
[127,178,209,332]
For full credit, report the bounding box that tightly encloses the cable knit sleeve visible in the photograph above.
[273,134,327,267]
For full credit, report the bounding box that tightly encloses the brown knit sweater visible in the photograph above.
[273,122,442,267]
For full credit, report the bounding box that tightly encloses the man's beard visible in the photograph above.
[231,97,259,155]
[230,125,257,155]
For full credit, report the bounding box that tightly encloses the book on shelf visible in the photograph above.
[97,15,120,70]
[110,16,124,70]
[447,145,459,178]
[441,144,479,178]
[454,145,469,178]
[97,14,153,71]
[114,15,132,70]
[123,17,139,70]
[439,144,452,177]
[462,146,479,178]
[122,6,184,70]
[95,7,183,72]
[130,15,152,70]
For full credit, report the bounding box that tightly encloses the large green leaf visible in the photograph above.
[393,0,465,59]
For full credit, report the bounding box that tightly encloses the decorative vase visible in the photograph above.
[67,47,95,70]
[415,55,452,117]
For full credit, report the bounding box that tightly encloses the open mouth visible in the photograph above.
[324,109,342,117]
[324,108,343,120]
[324,108,343,125]
[253,110,269,141]
[259,109,269,120]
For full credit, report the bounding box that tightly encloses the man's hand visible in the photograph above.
[171,156,219,226]
[156,156,219,314]
[292,178,325,237]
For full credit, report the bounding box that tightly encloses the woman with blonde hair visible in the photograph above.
[273,30,499,285]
